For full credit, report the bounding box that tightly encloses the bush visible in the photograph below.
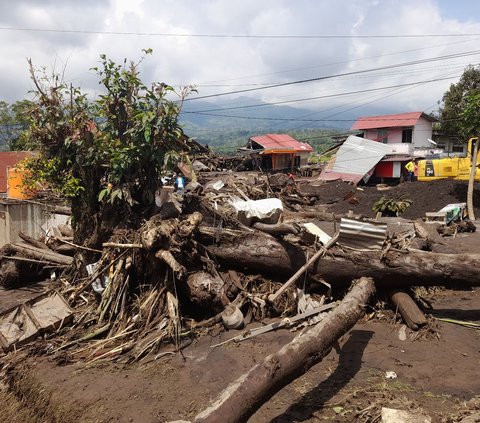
[372,194,412,216]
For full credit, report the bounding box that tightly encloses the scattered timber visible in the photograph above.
[9,243,73,266]
[173,277,375,423]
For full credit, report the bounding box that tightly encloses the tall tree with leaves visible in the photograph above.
[439,65,480,139]
[23,51,194,246]
[462,93,480,220]
[0,100,33,150]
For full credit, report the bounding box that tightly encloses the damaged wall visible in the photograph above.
[0,200,69,247]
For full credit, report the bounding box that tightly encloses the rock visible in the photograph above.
[221,304,244,329]
[381,407,431,423]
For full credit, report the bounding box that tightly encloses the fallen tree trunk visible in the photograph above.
[204,232,480,286]
[203,229,304,274]
[8,243,73,265]
[252,221,300,236]
[313,247,480,287]
[173,277,375,423]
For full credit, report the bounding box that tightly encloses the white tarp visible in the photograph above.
[230,197,283,225]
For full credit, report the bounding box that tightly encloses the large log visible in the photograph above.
[204,229,304,274]
[204,231,480,286]
[313,247,480,287]
[170,277,375,423]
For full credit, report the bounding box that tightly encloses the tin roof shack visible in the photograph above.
[244,134,313,170]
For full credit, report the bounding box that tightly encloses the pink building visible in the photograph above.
[351,112,437,180]
[351,111,436,151]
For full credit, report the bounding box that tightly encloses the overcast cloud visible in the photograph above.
[1,0,480,125]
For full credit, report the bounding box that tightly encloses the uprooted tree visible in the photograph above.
[21,50,195,247]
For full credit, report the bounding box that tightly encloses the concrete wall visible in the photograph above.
[0,200,69,246]
[412,117,433,148]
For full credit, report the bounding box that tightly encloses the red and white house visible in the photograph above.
[351,112,439,179]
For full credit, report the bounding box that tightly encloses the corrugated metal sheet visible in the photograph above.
[380,155,415,162]
[250,134,313,152]
[351,112,435,130]
[319,135,391,184]
[338,218,387,250]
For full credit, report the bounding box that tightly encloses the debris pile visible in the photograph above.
[0,170,478,365]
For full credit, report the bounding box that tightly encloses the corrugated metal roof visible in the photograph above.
[250,134,313,152]
[351,112,436,130]
[319,135,391,184]
[338,218,387,250]
[380,155,416,162]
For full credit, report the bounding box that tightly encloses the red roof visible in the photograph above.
[249,134,313,152]
[351,112,436,130]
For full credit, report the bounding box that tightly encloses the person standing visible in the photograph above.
[405,160,415,182]
[175,174,185,194]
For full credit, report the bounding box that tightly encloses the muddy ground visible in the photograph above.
[2,177,480,423]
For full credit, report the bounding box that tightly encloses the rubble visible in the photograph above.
[0,161,479,422]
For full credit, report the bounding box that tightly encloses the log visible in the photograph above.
[173,277,375,423]
[9,243,73,265]
[387,289,427,330]
[186,272,228,312]
[18,231,49,250]
[313,247,480,287]
[252,221,300,236]
[205,233,480,287]
[205,231,304,274]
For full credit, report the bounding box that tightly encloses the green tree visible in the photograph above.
[0,99,33,150]
[23,51,194,246]
[439,65,480,139]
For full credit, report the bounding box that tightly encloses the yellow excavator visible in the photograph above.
[417,137,480,181]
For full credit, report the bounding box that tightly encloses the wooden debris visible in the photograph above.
[387,289,428,330]
[268,233,338,303]
[177,277,375,423]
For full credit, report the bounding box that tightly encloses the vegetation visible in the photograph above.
[185,126,346,156]
[22,50,194,246]
[372,194,412,217]
[439,65,480,139]
[0,99,33,150]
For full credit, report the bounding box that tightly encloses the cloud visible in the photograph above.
[0,0,479,126]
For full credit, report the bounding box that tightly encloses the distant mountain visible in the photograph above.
[180,96,397,132]
[179,97,397,153]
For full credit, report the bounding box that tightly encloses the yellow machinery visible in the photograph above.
[417,137,480,181]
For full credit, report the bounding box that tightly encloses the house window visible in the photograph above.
[377,129,388,143]
[402,128,413,143]
[452,143,465,153]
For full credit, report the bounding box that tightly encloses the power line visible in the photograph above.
[182,49,480,101]
[182,75,458,113]
[2,26,480,40]
[193,36,480,86]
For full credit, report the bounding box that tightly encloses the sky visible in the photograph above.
[1,0,480,128]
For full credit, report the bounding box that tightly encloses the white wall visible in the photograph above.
[412,117,433,148]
